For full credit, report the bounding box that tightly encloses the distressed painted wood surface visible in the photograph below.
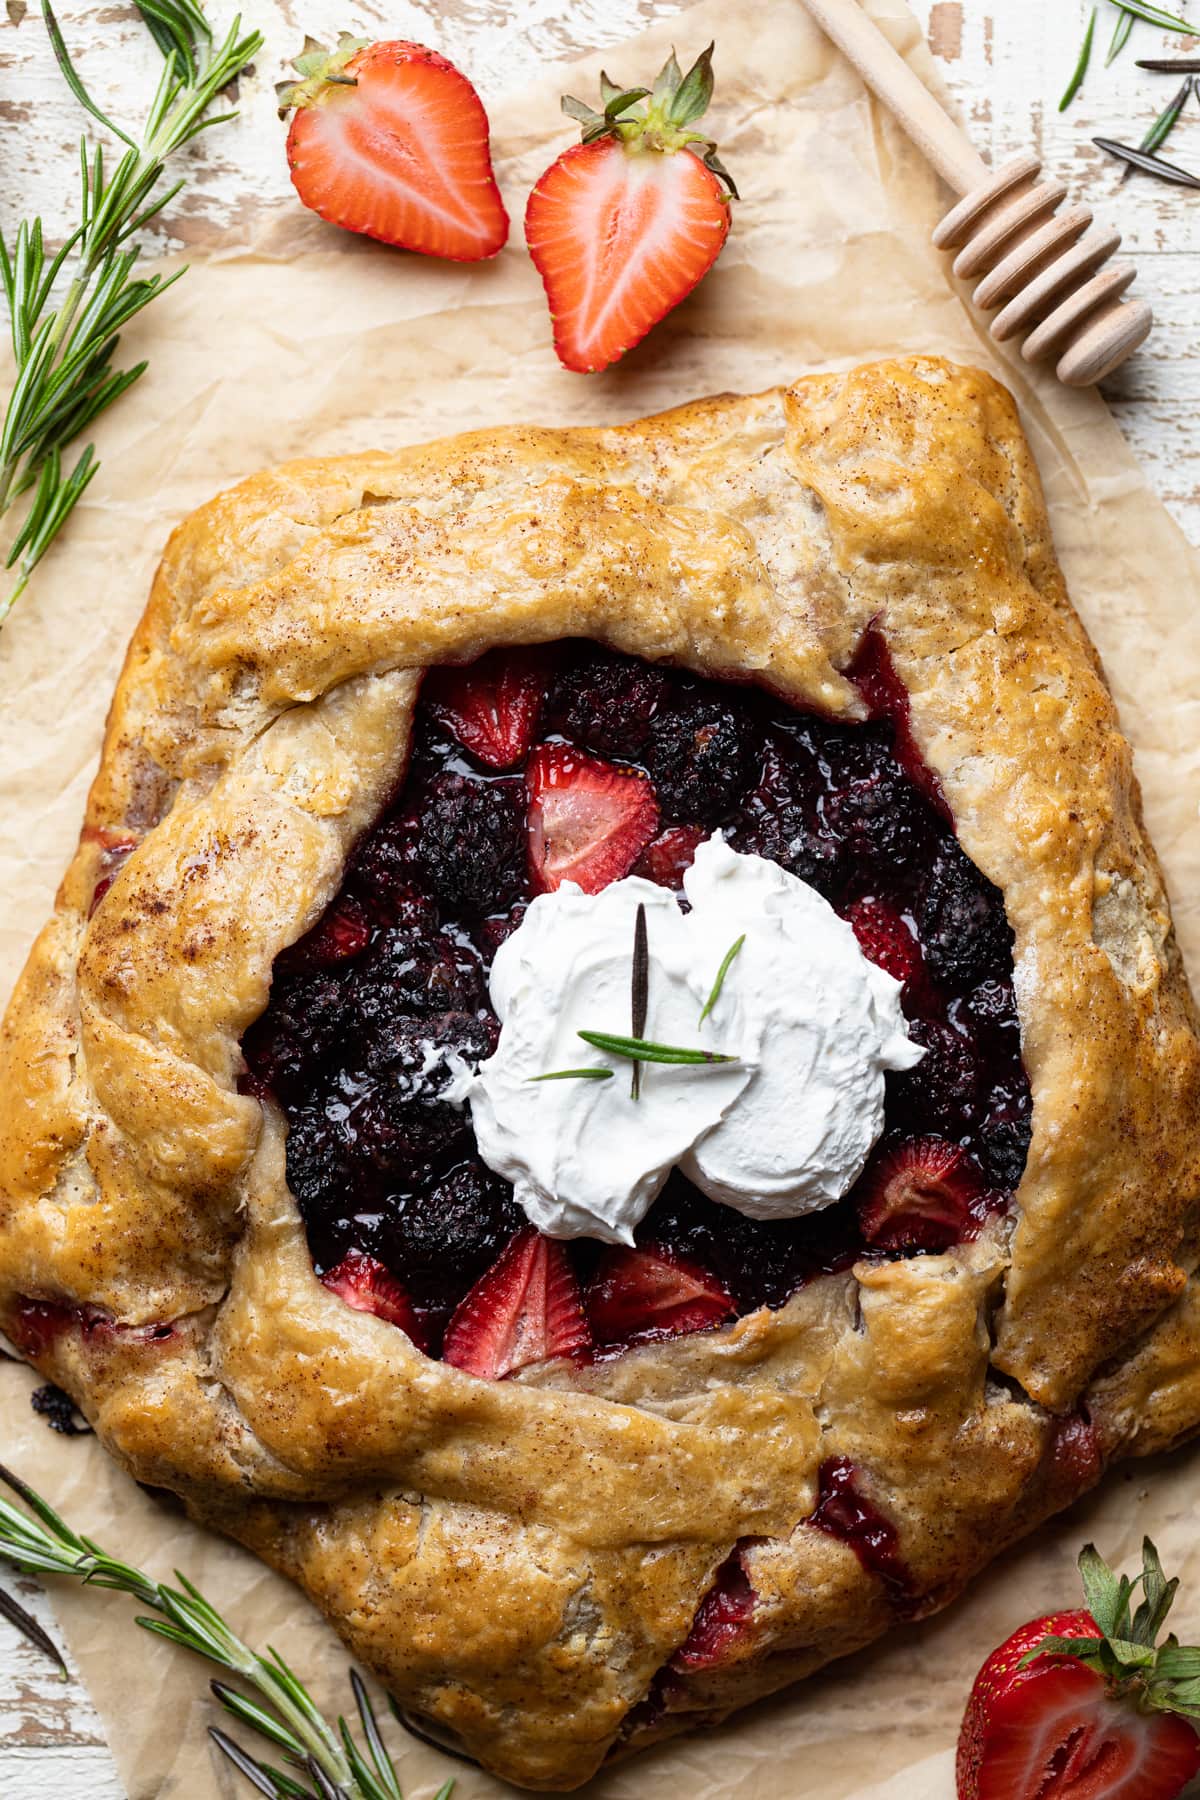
[1,2,1198,1793]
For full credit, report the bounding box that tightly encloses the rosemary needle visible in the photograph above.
[1094,134,1200,184]
[1061,8,1098,112]
[0,1581,67,1676]
[630,901,649,1099]
[1110,0,1194,32]
[577,1029,737,1065]
[529,1067,614,1082]
[698,934,745,1024]
[1107,10,1136,64]
[1141,76,1194,154]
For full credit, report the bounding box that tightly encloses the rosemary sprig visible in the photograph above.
[576,1029,737,1065]
[529,1067,614,1082]
[630,902,649,1099]
[698,934,745,1025]
[0,0,262,627]
[1061,8,1097,111]
[0,1462,450,1800]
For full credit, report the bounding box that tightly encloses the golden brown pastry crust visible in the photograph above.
[2,356,1199,1789]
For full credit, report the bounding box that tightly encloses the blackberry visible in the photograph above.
[956,977,1019,1034]
[361,1007,498,1078]
[285,1100,355,1216]
[381,1160,522,1308]
[472,901,528,967]
[729,737,843,898]
[645,689,761,823]
[976,1083,1033,1191]
[353,924,484,1035]
[887,1019,981,1134]
[351,1006,498,1188]
[820,728,933,885]
[551,645,667,758]
[31,1383,90,1436]
[918,844,1012,988]
[241,969,352,1099]
[412,771,526,917]
[349,1073,471,1192]
[344,816,428,920]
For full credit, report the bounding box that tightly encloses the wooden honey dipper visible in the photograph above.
[798,0,1153,385]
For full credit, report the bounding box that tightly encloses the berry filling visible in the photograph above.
[240,640,1031,1369]
[809,1456,916,1613]
[10,1297,176,1356]
[671,1548,757,1671]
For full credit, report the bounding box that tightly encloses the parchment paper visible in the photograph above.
[2,2,1199,1795]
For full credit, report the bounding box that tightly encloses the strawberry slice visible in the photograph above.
[526,743,658,894]
[634,823,707,890]
[957,1540,1200,1799]
[846,897,928,1004]
[424,649,546,770]
[280,897,371,971]
[442,1227,590,1379]
[856,1138,980,1252]
[586,1245,733,1346]
[280,36,509,261]
[525,45,736,372]
[321,1250,426,1348]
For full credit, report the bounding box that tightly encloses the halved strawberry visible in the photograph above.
[856,1138,980,1252]
[526,743,658,894]
[586,1244,733,1346]
[424,649,546,770]
[525,45,736,373]
[957,1541,1200,1799]
[321,1249,426,1348]
[634,823,707,890]
[442,1227,590,1379]
[279,36,509,261]
[280,896,371,970]
[846,897,928,1004]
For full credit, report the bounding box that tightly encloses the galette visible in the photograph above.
[2,356,1199,1790]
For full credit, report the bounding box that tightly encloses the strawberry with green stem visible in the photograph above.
[957,1538,1200,1799]
[279,34,509,261]
[525,44,737,373]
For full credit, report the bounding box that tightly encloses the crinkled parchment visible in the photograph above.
[1,2,1198,1795]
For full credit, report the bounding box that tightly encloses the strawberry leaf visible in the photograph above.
[1106,1637,1158,1670]
[671,43,716,128]
[1133,1539,1178,1643]
[1021,1634,1110,1667]
[1078,1541,1124,1636]
[1155,1646,1200,1680]
[651,50,683,106]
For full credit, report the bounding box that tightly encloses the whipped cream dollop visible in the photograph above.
[459,836,923,1244]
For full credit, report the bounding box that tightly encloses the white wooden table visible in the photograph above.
[1,2,1198,1793]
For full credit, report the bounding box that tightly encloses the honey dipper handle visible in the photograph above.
[798,0,990,196]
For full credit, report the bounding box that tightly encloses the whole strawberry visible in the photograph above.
[958,1540,1200,1799]
[278,34,509,260]
[525,43,737,372]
